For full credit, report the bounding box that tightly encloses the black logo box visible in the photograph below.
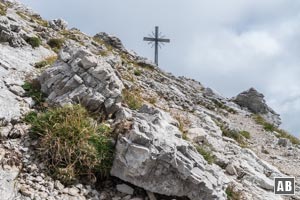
[274,177,295,195]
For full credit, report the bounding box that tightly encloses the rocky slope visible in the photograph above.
[0,0,300,200]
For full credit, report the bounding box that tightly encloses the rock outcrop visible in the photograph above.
[234,88,281,126]
[111,105,228,200]
[0,1,299,200]
[39,45,124,114]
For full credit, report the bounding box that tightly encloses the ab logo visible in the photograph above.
[274,177,295,195]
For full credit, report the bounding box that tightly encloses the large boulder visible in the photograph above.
[39,45,124,114]
[111,105,228,200]
[94,32,127,53]
[233,88,281,126]
[49,19,68,31]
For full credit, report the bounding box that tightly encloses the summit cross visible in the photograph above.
[143,26,170,66]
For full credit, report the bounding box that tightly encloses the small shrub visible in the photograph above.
[122,89,143,110]
[47,38,65,52]
[34,55,57,68]
[0,3,7,16]
[26,37,41,48]
[134,69,142,76]
[195,145,215,164]
[226,185,242,200]
[25,105,114,184]
[22,80,45,107]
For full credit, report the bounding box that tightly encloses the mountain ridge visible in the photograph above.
[0,0,299,200]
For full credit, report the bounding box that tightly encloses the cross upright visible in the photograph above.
[143,26,170,66]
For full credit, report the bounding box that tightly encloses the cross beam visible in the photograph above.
[143,26,170,65]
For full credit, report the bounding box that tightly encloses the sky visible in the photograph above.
[19,0,300,136]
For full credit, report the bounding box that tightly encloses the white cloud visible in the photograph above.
[19,0,300,135]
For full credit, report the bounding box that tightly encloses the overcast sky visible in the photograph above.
[19,0,300,136]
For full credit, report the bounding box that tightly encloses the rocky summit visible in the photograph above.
[0,1,300,200]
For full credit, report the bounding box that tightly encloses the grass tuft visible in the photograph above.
[195,145,215,164]
[134,69,142,76]
[0,3,7,16]
[24,105,114,184]
[34,55,57,68]
[221,126,249,147]
[226,184,242,200]
[47,38,65,52]
[122,89,143,110]
[253,114,300,145]
[22,80,45,108]
[26,37,41,48]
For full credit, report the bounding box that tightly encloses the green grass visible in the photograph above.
[47,38,65,52]
[226,185,242,200]
[134,69,142,76]
[24,105,114,184]
[0,3,7,16]
[240,131,250,139]
[221,126,249,147]
[26,37,41,48]
[253,114,300,145]
[122,89,143,110]
[22,80,45,108]
[34,55,57,68]
[195,145,215,164]
[211,99,237,114]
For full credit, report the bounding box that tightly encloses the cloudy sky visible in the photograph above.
[19,0,300,136]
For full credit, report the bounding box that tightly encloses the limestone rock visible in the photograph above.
[49,19,67,30]
[94,32,126,52]
[39,45,124,114]
[116,184,134,195]
[234,88,281,126]
[111,105,229,200]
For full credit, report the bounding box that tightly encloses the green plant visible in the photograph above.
[253,115,300,145]
[122,89,143,110]
[25,105,114,184]
[0,3,7,16]
[148,96,157,104]
[195,145,215,164]
[276,129,300,145]
[134,69,142,76]
[47,38,65,52]
[22,80,45,107]
[226,185,242,200]
[240,131,250,139]
[221,127,248,146]
[26,37,41,48]
[34,55,57,68]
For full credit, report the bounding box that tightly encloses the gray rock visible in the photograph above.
[225,163,237,176]
[39,45,124,114]
[277,138,291,147]
[234,88,281,126]
[54,180,64,190]
[111,105,228,200]
[49,19,67,30]
[94,32,126,52]
[0,166,19,200]
[116,184,134,195]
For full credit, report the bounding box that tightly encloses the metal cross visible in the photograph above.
[143,26,170,66]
